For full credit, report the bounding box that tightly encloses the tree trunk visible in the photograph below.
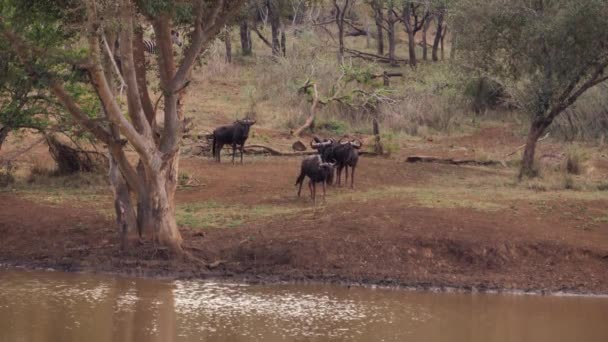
[519,119,550,179]
[268,0,281,56]
[402,2,417,67]
[432,10,444,62]
[280,29,286,56]
[450,31,457,60]
[407,30,416,67]
[224,27,232,63]
[334,0,348,64]
[239,20,252,56]
[138,160,182,250]
[387,8,397,66]
[373,0,384,56]
[422,16,431,61]
[0,126,9,151]
[109,155,138,249]
[440,26,446,60]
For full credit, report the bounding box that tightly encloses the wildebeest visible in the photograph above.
[212,118,256,163]
[295,155,335,203]
[311,136,362,188]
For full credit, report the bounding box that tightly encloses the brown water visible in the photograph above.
[1,269,607,342]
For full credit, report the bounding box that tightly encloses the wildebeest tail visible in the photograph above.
[295,172,305,186]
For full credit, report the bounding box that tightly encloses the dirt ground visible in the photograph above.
[1,126,608,294]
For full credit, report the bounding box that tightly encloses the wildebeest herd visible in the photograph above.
[211,119,363,203]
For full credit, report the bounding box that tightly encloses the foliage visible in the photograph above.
[0,0,97,145]
[452,0,608,118]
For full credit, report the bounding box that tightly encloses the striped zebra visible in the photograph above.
[141,30,183,54]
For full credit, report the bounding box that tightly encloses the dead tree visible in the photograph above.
[293,80,320,136]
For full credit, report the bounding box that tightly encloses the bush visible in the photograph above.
[565,147,588,175]
[315,119,347,135]
[0,163,15,187]
[464,77,507,113]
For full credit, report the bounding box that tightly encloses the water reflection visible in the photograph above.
[0,269,607,342]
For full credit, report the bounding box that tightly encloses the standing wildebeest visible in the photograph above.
[311,137,363,188]
[212,118,256,163]
[295,155,335,203]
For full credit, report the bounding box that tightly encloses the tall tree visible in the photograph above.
[333,0,351,63]
[0,0,245,252]
[431,4,445,62]
[239,19,253,55]
[453,0,608,178]
[371,0,385,56]
[401,1,430,67]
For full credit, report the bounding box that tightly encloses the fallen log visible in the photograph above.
[344,48,408,64]
[405,155,505,167]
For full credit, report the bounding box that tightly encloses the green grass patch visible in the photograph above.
[176,200,305,229]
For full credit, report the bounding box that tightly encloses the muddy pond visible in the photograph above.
[1,269,607,342]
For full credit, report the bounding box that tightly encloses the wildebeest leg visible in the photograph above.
[344,166,349,187]
[350,166,356,189]
[312,182,316,204]
[240,144,244,164]
[216,144,223,162]
[322,181,326,201]
[297,178,304,197]
[232,143,237,164]
[336,166,343,186]
[308,180,313,199]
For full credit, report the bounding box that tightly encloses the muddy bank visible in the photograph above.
[1,194,607,295]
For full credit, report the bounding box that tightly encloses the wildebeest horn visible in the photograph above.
[311,140,321,148]
[350,139,363,149]
[338,137,349,144]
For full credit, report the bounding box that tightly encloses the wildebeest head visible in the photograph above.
[171,30,183,47]
[234,118,256,138]
[339,137,363,149]
[310,137,335,150]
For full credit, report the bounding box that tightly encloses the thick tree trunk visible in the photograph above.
[239,20,252,56]
[407,30,416,67]
[403,3,418,67]
[268,0,281,56]
[432,11,444,62]
[137,160,182,250]
[373,0,384,55]
[519,119,550,179]
[224,27,232,63]
[0,126,9,151]
[109,155,138,249]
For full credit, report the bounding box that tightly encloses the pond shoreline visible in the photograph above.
[2,261,608,298]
